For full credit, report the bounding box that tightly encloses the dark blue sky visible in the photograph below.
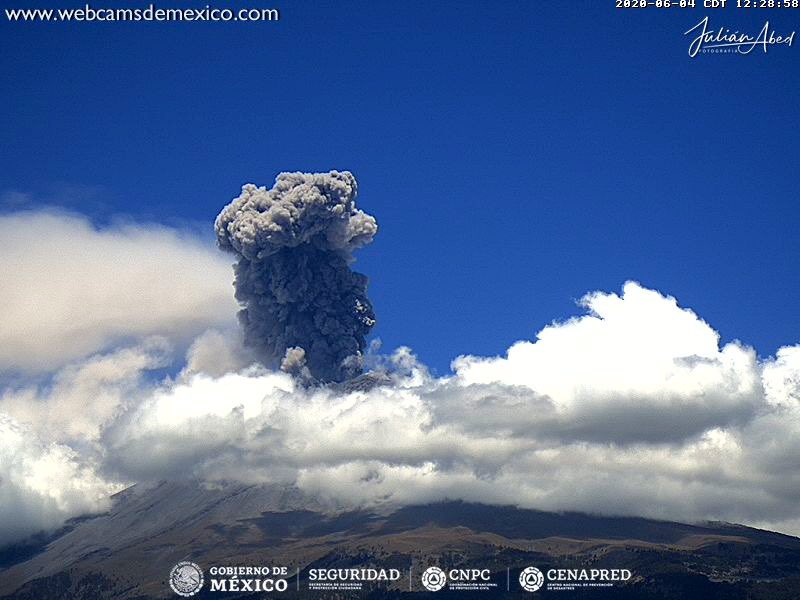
[2,1,799,374]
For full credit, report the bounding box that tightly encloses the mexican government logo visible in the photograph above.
[519,566,544,592]
[421,566,447,591]
[169,561,204,597]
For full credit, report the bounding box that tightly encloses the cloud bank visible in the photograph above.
[2,207,800,546]
[0,210,238,374]
[98,283,799,536]
[0,414,117,546]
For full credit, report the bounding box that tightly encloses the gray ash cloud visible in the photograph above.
[214,171,377,382]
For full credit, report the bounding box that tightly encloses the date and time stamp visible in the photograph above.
[617,0,800,8]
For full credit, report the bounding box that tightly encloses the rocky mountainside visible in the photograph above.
[2,481,799,599]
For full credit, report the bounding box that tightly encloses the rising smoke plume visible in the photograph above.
[214,171,377,383]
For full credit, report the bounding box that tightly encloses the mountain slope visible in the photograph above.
[2,481,799,599]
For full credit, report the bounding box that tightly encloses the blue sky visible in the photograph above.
[2,1,799,374]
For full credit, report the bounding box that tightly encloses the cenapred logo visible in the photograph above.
[519,566,544,592]
[169,561,204,597]
[421,566,447,592]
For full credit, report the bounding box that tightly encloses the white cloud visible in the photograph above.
[452,282,761,442]
[0,210,238,374]
[0,414,119,546]
[0,339,169,443]
[95,284,800,536]
[180,328,253,379]
[3,280,800,546]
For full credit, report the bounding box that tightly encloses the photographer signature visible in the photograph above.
[685,16,795,57]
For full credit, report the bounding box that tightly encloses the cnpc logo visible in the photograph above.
[421,566,492,591]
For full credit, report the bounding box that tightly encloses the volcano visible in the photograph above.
[1,481,799,599]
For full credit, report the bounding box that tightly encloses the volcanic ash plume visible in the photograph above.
[214,171,377,383]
